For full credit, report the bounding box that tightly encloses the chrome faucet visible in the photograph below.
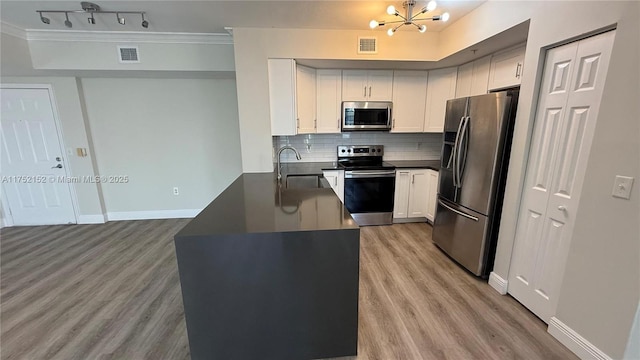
[276,145,302,180]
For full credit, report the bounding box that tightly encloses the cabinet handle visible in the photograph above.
[412,174,415,184]
[515,63,522,78]
[334,177,337,186]
[392,118,395,129]
[297,118,300,129]
[363,86,366,97]
[369,86,372,97]
[314,119,317,129]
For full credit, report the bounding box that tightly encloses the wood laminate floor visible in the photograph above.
[0,220,577,360]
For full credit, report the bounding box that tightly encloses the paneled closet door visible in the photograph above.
[508,31,616,323]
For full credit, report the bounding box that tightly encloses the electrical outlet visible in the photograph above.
[612,176,634,200]
[173,187,179,196]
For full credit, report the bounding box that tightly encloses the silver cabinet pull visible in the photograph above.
[52,164,63,169]
[515,63,522,78]
[363,86,366,97]
[412,174,415,184]
[558,205,567,212]
[369,86,372,97]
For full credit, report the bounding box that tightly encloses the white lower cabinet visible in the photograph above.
[394,168,439,222]
[323,170,344,202]
[425,169,439,222]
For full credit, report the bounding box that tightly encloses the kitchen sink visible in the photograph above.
[284,174,325,189]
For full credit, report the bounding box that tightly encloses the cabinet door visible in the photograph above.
[342,70,368,101]
[316,70,342,133]
[323,170,344,202]
[455,62,473,98]
[296,65,316,134]
[408,169,429,218]
[424,67,458,133]
[393,170,411,219]
[488,45,525,90]
[367,70,394,101]
[268,59,296,135]
[425,169,439,222]
[391,70,428,133]
[470,55,491,96]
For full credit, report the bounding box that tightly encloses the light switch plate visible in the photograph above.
[612,175,634,200]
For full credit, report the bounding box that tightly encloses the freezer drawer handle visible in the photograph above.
[438,199,479,222]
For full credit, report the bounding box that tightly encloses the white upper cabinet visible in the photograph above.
[296,65,317,134]
[391,70,428,133]
[316,70,342,133]
[456,55,492,98]
[342,70,393,101]
[268,59,297,136]
[488,45,525,91]
[424,67,457,133]
[455,62,474,98]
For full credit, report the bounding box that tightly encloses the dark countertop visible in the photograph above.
[175,173,358,237]
[385,160,441,171]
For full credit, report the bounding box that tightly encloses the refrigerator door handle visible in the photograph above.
[456,116,470,188]
[438,199,479,222]
[452,116,465,187]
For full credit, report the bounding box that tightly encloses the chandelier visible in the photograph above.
[36,2,149,29]
[369,0,450,36]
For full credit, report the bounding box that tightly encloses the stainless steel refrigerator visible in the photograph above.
[432,90,519,277]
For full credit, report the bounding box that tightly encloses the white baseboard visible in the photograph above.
[77,214,106,224]
[548,317,612,360]
[106,209,201,221]
[488,272,508,295]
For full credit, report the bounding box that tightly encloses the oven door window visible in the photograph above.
[344,177,395,213]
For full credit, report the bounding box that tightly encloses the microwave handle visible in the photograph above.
[387,107,392,127]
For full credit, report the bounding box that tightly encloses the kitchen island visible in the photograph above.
[174,172,360,360]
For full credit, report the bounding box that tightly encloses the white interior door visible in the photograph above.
[508,31,615,322]
[1,88,76,225]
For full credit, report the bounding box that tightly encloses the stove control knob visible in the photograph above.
[377,149,381,153]
[341,149,346,153]
[347,149,351,153]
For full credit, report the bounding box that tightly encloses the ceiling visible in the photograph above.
[0,0,485,34]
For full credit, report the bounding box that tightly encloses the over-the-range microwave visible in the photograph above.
[342,101,392,131]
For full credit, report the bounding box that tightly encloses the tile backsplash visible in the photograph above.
[273,133,443,163]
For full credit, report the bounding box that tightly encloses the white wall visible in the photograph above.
[29,38,235,72]
[0,32,33,76]
[79,77,242,216]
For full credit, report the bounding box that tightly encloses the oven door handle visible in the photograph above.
[345,170,396,178]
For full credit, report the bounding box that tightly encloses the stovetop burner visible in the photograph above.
[336,145,395,171]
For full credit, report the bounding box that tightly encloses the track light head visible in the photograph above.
[141,13,149,28]
[117,13,125,25]
[39,12,50,24]
[64,12,72,28]
[88,13,95,24]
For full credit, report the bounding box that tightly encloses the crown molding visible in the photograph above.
[1,22,28,39]
[2,25,233,45]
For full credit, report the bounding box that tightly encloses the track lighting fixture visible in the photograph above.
[370,0,450,36]
[35,2,149,29]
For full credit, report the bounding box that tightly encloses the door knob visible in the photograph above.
[52,164,63,169]
[558,205,567,211]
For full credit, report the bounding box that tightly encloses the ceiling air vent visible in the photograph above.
[358,37,378,54]
[118,46,140,63]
